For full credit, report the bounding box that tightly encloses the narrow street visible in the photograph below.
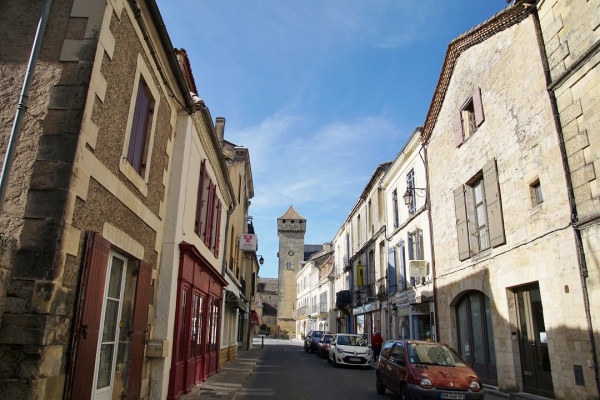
[220,338,508,400]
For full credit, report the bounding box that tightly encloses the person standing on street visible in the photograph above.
[371,331,383,360]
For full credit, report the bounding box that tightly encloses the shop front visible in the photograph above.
[393,287,435,341]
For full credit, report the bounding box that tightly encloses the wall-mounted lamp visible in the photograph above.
[257,255,264,265]
[403,187,427,206]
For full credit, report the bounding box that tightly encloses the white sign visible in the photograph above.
[409,260,429,278]
[240,234,257,251]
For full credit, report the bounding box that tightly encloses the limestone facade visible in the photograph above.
[424,3,598,398]
[276,206,306,336]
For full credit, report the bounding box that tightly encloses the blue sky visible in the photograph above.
[155,0,509,278]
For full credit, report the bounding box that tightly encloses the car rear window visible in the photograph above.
[313,331,324,338]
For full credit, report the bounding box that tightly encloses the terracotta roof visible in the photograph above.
[278,205,305,220]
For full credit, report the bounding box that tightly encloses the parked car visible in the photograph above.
[327,333,372,369]
[304,330,325,353]
[375,339,484,399]
[316,333,334,358]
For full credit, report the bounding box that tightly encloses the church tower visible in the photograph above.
[276,206,306,336]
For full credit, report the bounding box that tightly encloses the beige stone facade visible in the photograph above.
[424,3,598,398]
[536,2,600,398]
[276,206,306,337]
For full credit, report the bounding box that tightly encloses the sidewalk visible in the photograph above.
[180,342,263,400]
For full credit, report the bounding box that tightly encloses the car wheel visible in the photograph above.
[375,376,386,395]
[332,356,338,368]
[400,385,411,400]
[327,354,332,364]
[304,345,309,352]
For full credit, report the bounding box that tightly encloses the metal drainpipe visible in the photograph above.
[421,143,439,343]
[530,4,600,395]
[0,0,54,213]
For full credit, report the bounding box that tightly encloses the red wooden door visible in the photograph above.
[126,260,152,399]
[168,283,191,399]
[68,232,110,399]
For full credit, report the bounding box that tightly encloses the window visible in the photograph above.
[126,79,154,175]
[407,229,423,286]
[286,262,293,270]
[531,180,543,206]
[454,87,484,147]
[194,159,223,255]
[392,189,399,228]
[407,169,415,215]
[454,159,505,261]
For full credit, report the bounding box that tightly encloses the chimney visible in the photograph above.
[215,117,226,143]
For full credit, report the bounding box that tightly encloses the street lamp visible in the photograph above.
[257,255,264,265]
[403,187,427,206]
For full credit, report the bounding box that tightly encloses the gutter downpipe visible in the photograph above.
[530,4,600,396]
[0,0,54,213]
[421,143,438,342]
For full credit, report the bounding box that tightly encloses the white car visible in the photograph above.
[328,333,372,369]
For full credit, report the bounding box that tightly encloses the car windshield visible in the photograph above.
[313,332,324,338]
[337,335,367,346]
[407,343,468,367]
[323,335,333,343]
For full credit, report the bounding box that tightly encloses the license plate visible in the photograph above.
[440,394,465,400]
[349,357,361,362]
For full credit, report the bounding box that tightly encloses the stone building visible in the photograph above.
[0,1,256,399]
[536,1,600,397]
[379,128,435,343]
[423,2,598,398]
[276,206,306,336]
[256,277,279,335]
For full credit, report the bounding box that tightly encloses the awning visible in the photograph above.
[225,290,248,313]
[250,310,260,326]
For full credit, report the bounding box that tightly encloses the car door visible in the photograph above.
[386,342,408,392]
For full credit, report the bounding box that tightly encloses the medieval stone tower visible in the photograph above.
[277,206,306,336]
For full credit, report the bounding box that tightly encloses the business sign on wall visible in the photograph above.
[240,234,257,251]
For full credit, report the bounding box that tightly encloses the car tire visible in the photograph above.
[332,356,338,368]
[375,376,386,395]
[304,345,309,352]
[400,385,411,400]
[327,354,332,364]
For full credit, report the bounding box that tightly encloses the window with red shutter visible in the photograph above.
[127,80,154,175]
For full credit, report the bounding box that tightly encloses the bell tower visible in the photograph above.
[276,206,306,337]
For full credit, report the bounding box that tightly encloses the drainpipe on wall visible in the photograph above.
[421,143,439,343]
[0,0,54,213]
[530,4,600,396]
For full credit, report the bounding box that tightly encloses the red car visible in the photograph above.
[375,339,484,399]
[316,333,334,358]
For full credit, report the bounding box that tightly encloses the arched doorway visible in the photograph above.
[456,290,497,385]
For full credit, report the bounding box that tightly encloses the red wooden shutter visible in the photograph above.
[126,260,152,399]
[195,160,207,234]
[127,81,152,174]
[473,87,485,127]
[453,111,464,147]
[484,159,506,247]
[454,186,471,261]
[69,232,110,400]
[204,182,215,246]
[213,199,223,256]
